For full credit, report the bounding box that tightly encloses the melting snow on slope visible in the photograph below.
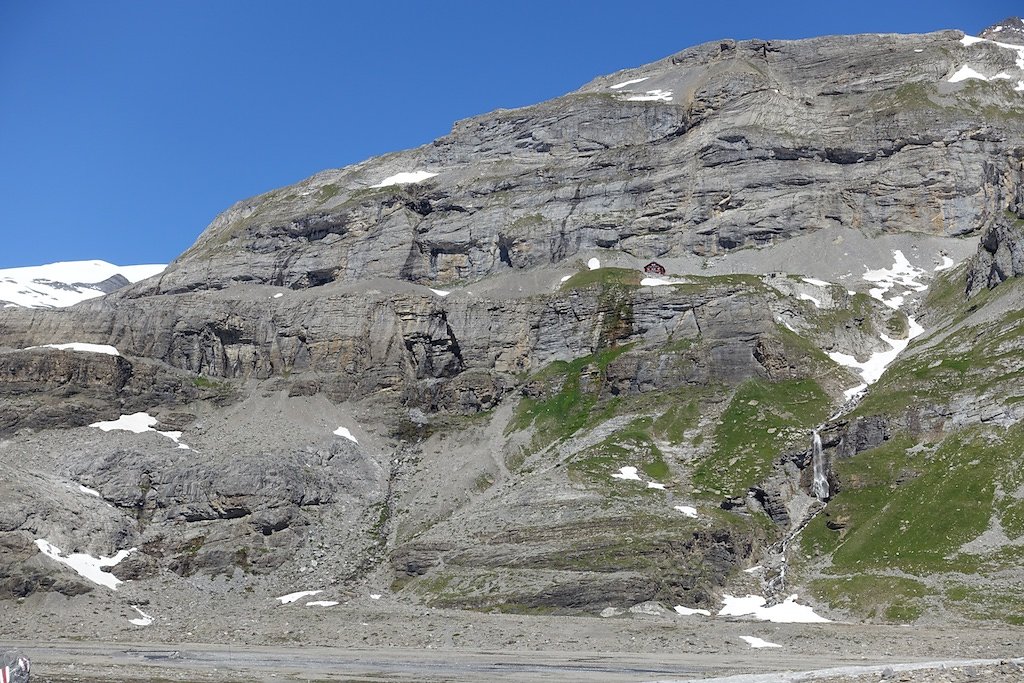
[802,278,830,287]
[34,540,135,590]
[740,636,782,649]
[429,288,451,297]
[625,89,673,102]
[79,485,101,498]
[27,342,120,356]
[861,250,927,309]
[935,256,955,272]
[828,250,930,399]
[90,412,191,450]
[333,426,358,443]
[949,65,989,83]
[720,594,830,623]
[646,481,667,490]
[638,276,679,286]
[674,605,711,616]
[609,77,649,89]
[276,590,321,604]
[959,34,1024,88]
[306,600,339,607]
[798,294,821,308]
[129,606,154,626]
[611,466,641,481]
[828,317,924,387]
[0,260,165,308]
[560,275,572,283]
[370,171,438,188]
[587,258,601,270]
[674,505,699,518]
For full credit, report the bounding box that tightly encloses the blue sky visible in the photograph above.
[0,1,1015,268]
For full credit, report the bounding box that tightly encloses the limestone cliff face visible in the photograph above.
[111,30,1024,297]
[2,25,1024,626]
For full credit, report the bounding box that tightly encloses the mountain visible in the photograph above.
[980,16,1024,45]
[0,260,165,309]
[2,20,1024,646]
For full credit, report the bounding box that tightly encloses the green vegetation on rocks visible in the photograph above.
[693,378,830,498]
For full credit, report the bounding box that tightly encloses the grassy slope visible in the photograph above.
[800,269,1024,624]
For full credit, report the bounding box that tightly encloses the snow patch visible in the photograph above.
[674,605,711,616]
[843,383,868,401]
[798,293,821,308]
[720,594,830,623]
[273,293,283,299]
[641,277,679,287]
[89,412,191,449]
[740,635,782,649]
[306,600,339,607]
[625,89,673,102]
[587,257,601,270]
[674,505,698,518]
[27,342,120,356]
[828,317,924,386]
[34,539,134,590]
[611,466,641,481]
[370,593,382,600]
[79,485,101,498]
[560,275,572,283]
[429,288,450,297]
[801,278,830,287]
[862,250,927,309]
[934,256,955,272]
[370,171,437,188]
[333,426,358,443]
[129,606,154,626]
[646,481,667,490]
[276,590,321,604]
[949,65,989,83]
[606,76,647,89]
[743,565,763,574]
[609,77,650,89]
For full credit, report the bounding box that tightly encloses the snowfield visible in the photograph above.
[90,412,191,449]
[720,593,830,623]
[333,426,358,443]
[34,539,135,590]
[26,342,120,356]
[0,260,165,308]
[370,171,438,188]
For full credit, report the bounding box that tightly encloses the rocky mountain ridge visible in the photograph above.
[2,20,1024,637]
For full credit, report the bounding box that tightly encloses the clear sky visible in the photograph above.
[0,1,1016,268]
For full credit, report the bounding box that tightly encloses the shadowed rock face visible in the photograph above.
[967,209,1024,295]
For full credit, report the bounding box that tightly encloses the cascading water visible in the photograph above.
[762,428,831,596]
[811,429,829,500]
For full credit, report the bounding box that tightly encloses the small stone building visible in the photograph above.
[643,261,666,275]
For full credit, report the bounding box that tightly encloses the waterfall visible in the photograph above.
[811,429,829,500]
